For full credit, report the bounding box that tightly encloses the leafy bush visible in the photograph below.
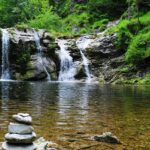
[28,8,62,33]
[125,30,150,64]
[0,0,48,27]
[88,0,127,21]
[115,27,132,52]
[92,19,109,31]
[108,11,150,56]
[119,67,129,73]
[107,20,129,33]
[139,11,150,26]
[138,74,150,84]
[63,12,90,34]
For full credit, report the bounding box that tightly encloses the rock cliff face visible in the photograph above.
[58,33,125,83]
[0,28,148,83]
[0,28,58,80]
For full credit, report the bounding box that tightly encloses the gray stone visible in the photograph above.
[107,20,120,28]
[8,123,33,134]
[86,33,117,56]
[2,142,36,150]
[44,32,53,40]
[38,29,45,39]
[43,39,50,44]
[8,28,35,44]
[13,113,32,124]
[92,132,120,144]
[5,132,36,144]
[34,137,58,150]
[34,137,48,150]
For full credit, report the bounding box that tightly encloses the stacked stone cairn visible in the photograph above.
[2,113,36,150]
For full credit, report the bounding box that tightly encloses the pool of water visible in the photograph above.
[0,81,150,149]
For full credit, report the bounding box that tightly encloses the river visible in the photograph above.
[0,81,150,149]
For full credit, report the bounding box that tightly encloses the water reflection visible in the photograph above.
[1,81,10,109]
[0,82,149,149]
[57,83,91,128]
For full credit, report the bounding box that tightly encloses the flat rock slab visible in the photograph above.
[5,132,36,144]
[2,142,36,150]
[13,113,32,124]
[8,123,34,134]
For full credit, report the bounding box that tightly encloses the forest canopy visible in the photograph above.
[0,0,150,65]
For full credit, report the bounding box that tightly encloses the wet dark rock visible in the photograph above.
[2,142,36,150]
[92,132,121,144]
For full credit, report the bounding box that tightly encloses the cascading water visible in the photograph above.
[33,31,51,80]
[76,37,93,82]
[1,29,10,80]
[58,40,76,81]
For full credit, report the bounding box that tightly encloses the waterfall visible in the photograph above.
[33,31,51,80]
[58,40,76,81]
[76,37,93,82]
[1,29,10,80]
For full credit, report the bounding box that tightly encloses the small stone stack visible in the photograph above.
[2,113,36,150]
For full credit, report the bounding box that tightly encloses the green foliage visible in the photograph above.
[139,11,150,26]
[0,0,128,36]
[92,19,109,31]
[119,67,130,73]
[20,70,34,80]
[28,8,62,33]
[0,0,49,27]
[0,0,149,65]
[15,23,30,30]
[16,49,30,74]
[129,0,150,13]
[88,0,127,21]
[107,20,129,33]
[125,30,150,64]
[139,74,150,84]
[107,11,150,65]
[118,73,150,85]
[124,12,150,64]
[115,27,132,52]
[107,20,133,52]
[63,12,90,34]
